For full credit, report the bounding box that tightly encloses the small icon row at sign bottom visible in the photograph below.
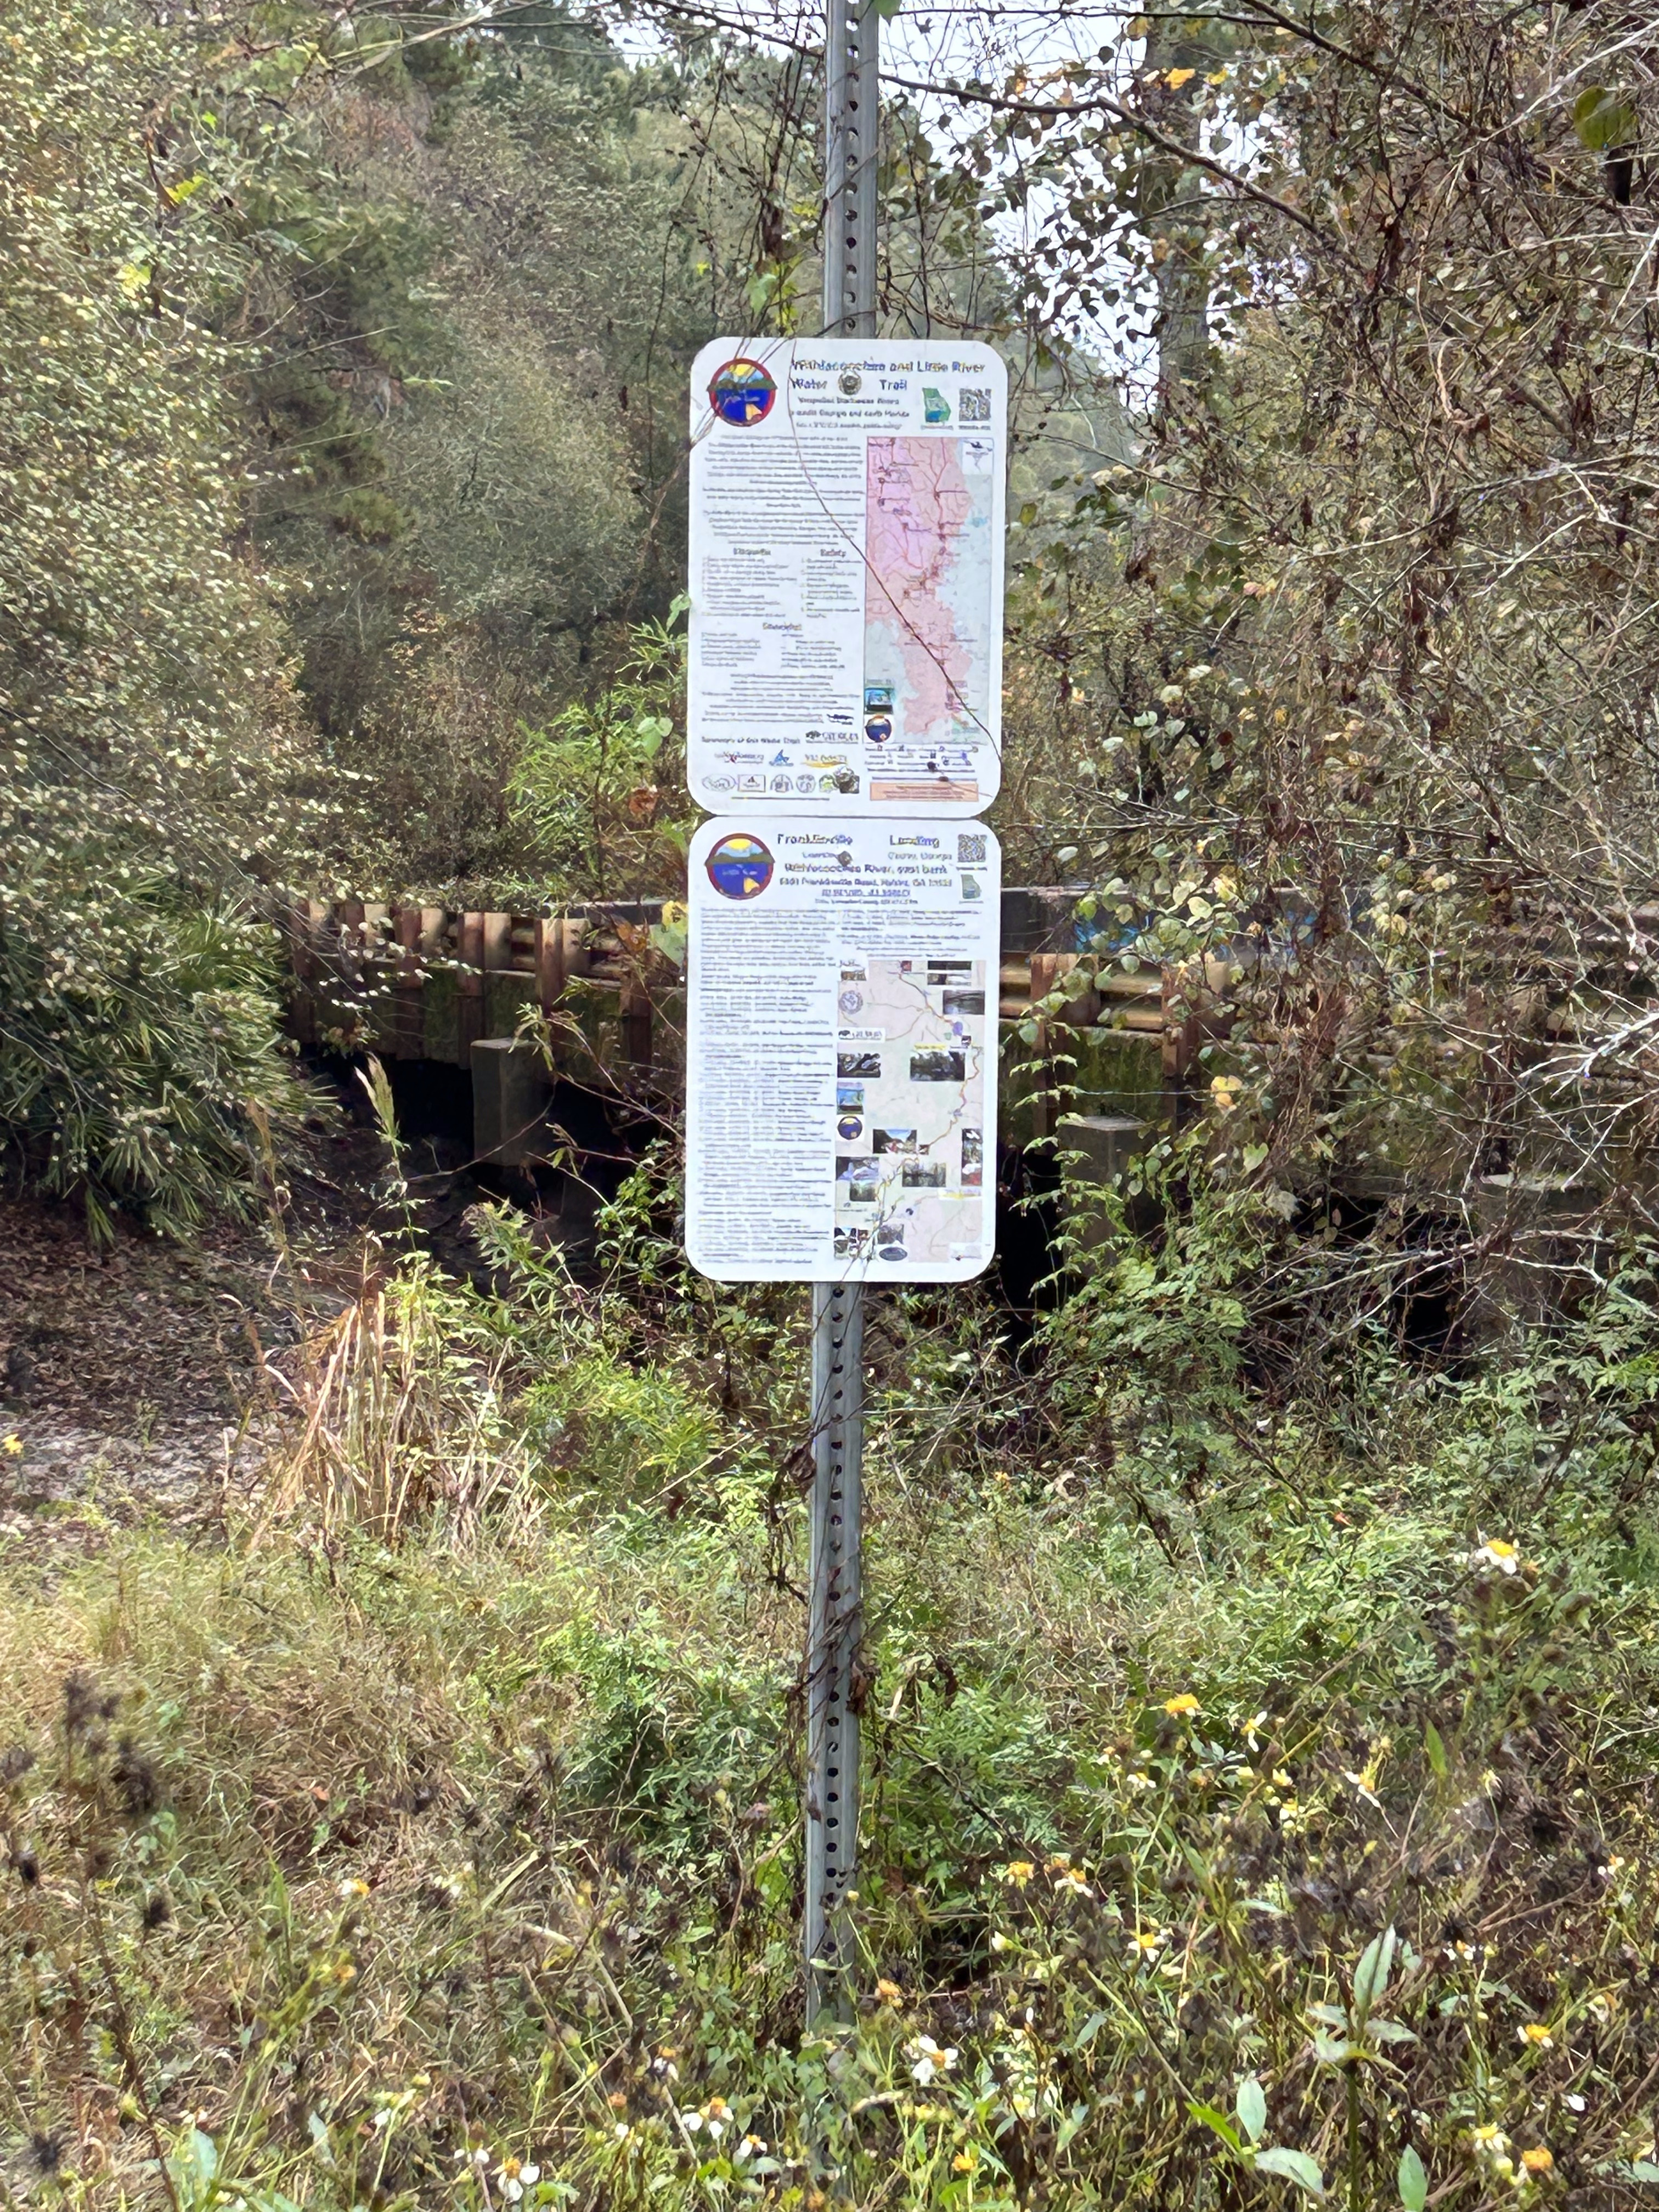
[702,770,858,797]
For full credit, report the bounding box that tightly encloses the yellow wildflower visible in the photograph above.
[1002,1860,1035,1887]
[1519,2022,1554,2048]
[875,1978,904,2007]
[1164,1692,1201,1717]
[1473,1537,1521,1576]
[951,2151,978,2174]
[2,1435,22,1457]
[1521,2146,1553,2175]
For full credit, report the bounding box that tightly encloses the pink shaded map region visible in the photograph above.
[865,438,988,740]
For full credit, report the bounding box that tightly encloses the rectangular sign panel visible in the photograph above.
[686,816,1001,1283]
[687,337,1006,817]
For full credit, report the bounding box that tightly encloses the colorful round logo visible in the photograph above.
[709,358,777,427]
[706,832,774,899]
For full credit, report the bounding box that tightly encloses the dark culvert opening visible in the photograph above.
[307,1035,1103,1334]
[306,1048,663,1280]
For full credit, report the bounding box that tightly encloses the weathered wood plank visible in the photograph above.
[482,912,514,973]
[535,916,566,1011]
[458,911,486,1057]
[393,905,423,1059]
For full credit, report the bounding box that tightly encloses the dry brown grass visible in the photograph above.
[258,1264,533,1548]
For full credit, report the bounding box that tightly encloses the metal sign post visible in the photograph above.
[804,1279,865,2021]
[682,0,1003,2028]
[804,0,878,2029]
[822,0,879,337]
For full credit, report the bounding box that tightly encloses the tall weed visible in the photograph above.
[260,1265,529,1544]
[259,1062,533,1544]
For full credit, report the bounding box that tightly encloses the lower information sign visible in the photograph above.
[686,816,1001,1283]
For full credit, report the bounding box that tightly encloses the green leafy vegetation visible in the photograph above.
[508,613,693,906]
[0,0,317,1232]
[0,0,751,1228]
[10,1188,1659,2203]
[9,0,1659,2200]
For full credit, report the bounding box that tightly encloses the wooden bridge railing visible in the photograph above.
[279,890,1215,1161]
[283,889,1192,1064]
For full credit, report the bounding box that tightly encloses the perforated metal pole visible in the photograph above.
[822,0,879,340]
[804,0,877,2032]
[804,1281,865,2022]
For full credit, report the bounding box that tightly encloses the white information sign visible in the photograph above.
[687,337,1007,817]
[686,816,1001,1283]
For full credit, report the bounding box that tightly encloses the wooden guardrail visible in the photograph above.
[281,889,1198,1080]
[285,899,661,1073]
[279,896,1659,1327]
[278,891,1238,1176]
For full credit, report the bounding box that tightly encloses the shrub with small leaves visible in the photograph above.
[0,0,325,1231]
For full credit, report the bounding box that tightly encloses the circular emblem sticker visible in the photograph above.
[709,358,777,427]
[706,832,774,899]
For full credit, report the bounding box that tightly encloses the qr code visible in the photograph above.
[957,832,987,863]
[960,387,992,422]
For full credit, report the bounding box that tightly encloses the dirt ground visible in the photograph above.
[0,1054,602,1560]
[0,1099,393,1554]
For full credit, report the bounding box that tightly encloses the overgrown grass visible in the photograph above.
[8,1183,1659,2207]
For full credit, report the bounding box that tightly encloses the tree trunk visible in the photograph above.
[1138,10,1214,400]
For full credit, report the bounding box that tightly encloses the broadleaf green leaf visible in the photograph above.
[1236,2076,1267,2144]
[1254,2146,1326,2195]
[1352,1925,1397,2023]
[1398,2146,1427,2211]
[1573,86,1637,154]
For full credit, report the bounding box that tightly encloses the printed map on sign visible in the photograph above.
[832,955,989,1269]
[864,437,996,778]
